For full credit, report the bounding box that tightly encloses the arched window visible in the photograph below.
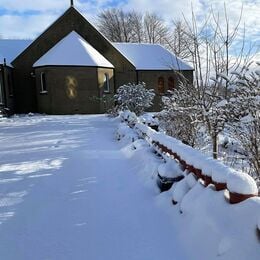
[168,77,175,91]
[104,73,110,93]
[158,76,165,94]
[40,72,47,93]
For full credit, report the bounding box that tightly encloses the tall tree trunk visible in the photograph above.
[212,134,218,159]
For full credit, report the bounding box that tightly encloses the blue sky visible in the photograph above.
[0,0,259,53]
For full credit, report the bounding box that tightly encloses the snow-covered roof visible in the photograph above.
[0,35,192,71]
[33,31,114,68]
[0,39,32,66]
[113,43,193,71]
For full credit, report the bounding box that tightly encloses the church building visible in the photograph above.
[0,4,193,115]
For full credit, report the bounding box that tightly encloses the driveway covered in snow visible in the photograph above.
[0,115,186,260]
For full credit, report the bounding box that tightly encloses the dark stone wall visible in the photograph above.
[0,66,15,114]
[35,66,114,114]
[12,7,136,113]
[137,70,193,92]
[137,70,194,111]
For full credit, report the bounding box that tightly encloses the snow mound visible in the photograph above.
[227,172,258,195]
[211,164,232,183]
[185,172,197,188]
[158,159,182,178]
[116,123,138,142]
[172,178,190,203]
[132,139,147,150]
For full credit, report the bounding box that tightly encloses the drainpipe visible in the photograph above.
[136,70,139,84]
[113,68,116,94]
[0,59,7,109]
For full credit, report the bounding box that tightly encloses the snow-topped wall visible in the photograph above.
[116,111,260,259]
[119,110,259,203]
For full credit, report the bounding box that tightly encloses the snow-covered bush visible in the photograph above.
[114,82,155,116]
[226,62,260,182]
[157,82,201,147]
[139,113,159,126]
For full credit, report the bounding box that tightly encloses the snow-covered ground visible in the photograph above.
[0,115,187,260]
[117,117,260,260]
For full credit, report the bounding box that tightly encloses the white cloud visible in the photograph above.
[0,0,68,12]
[124,0,202,22]
[0,14,57,39]
[199,0,260,43]
[0,0,118,38]
[0,0,259,49]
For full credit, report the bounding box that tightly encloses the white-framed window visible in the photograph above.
[40,72,47,93]
[104,73,110,93]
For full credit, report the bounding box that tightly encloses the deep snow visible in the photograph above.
[0,115,186,260]
[117,117,260,260]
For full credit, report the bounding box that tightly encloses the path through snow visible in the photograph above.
[0,115,186,260]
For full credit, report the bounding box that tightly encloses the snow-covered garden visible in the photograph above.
[0,110,259,259]
[0,114,188,259]
[117,110,260,259]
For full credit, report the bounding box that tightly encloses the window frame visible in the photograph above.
[40,72,48,94]
[158,76,165,94]
[103,73,110,93]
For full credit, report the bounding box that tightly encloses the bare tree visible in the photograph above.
[143,13,169,44]
[97,9,171,45]
[129,11,143,43]
[98,9,134,42]
[159,5,253,160]
[166,20,193,60]
[227,63,260,181]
